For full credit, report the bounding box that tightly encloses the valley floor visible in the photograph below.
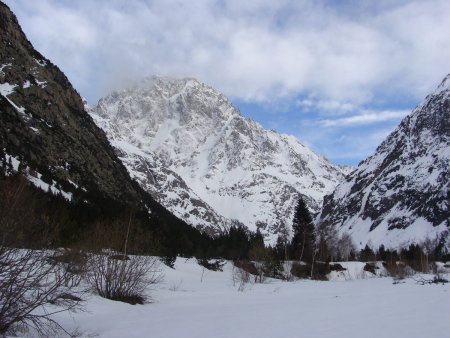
[47,259,450,338]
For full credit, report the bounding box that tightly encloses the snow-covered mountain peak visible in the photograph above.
[319,74,450,250]
[99,76,237,124]
[95,76,241,154]
[435,73,450,94]
[90,76,346,241]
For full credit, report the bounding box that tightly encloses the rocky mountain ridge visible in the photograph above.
[89,76,347,241]
[0,1,141,206]
[319,74,450,250]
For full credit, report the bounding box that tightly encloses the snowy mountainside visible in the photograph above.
[90,76,346,240]
[0,1,205,251]
[0,1,143,207]
[319,74,450,250]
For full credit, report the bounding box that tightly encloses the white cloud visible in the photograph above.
[3,0,449,166]
[296,98,356,114]
[319,110,410,127]
[4,0,450,105]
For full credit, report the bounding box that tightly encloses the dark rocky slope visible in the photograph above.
[319,75,450,250]
[0,1,139,205]
[0,1,207,255]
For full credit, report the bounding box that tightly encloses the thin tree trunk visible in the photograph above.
[123,210,133,258]
[299,231,306,262]
[310,249,316,279]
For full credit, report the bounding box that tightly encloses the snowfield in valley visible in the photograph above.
[46,258,450,338]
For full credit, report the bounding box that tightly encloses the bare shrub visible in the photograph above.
[0,175,82,336]
[233,260,267,283]
[414,274,449,285]
[384,261,415,282]
[432,273,449,284]
[81,218,163,304]
[282,261,294,281]
[85,253,162,304]
[0,247,82,336]
[427,263,450,284]
[48,248,88,288]
[336,233,356,261]
[314,222,356,262]
[231,264,253,292]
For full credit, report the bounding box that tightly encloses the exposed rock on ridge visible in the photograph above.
[319,74,450,249]
[90,76,346,241]
[1,2,147,210]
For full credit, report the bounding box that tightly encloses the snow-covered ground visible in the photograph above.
[46,258,450,338]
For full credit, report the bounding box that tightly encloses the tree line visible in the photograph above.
[2,164,449,335]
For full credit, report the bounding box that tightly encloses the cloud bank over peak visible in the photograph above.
[6,0,450,105]
[5,0,449,165]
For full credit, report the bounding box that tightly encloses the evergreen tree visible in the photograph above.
[290,196,315,263]
[274,235,288,261]
[249,229,267,261]
[226,225,251,260]
[359,244,375,262]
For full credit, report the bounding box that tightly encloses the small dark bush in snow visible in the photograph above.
[290,262,311,279]
[161,255,176,268]
[86,253,163,305]
[198,258,226,271]
[329,263,346,272]
[363,263,378,275]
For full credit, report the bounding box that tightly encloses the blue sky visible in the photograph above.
[4,0,450,165]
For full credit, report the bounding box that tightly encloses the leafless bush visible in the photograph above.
[314,221,356,262]
[82,216,164,304]
[384,261,415,282]
[426,263,450,284]
[0,246,82,337]
[233,260,268,283]
[0,176,82,336]
[85,252,163,304]
[49,248,88,288]
[432,272,449,284]
[336,233,356,261]
[231,264,253,292]
[414,274,449,285]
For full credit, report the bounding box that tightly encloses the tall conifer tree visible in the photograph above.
[291,196,315,263]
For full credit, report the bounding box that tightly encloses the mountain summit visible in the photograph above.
[90,76,346,241]
[319,74,450,250]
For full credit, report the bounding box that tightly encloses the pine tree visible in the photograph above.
[249,229,267,261]
[291,196,315,263]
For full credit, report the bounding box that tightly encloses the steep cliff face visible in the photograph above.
[90,76,346,241]
[0,2,211,256]
[319,75,450,249]
[0,1,141,206]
